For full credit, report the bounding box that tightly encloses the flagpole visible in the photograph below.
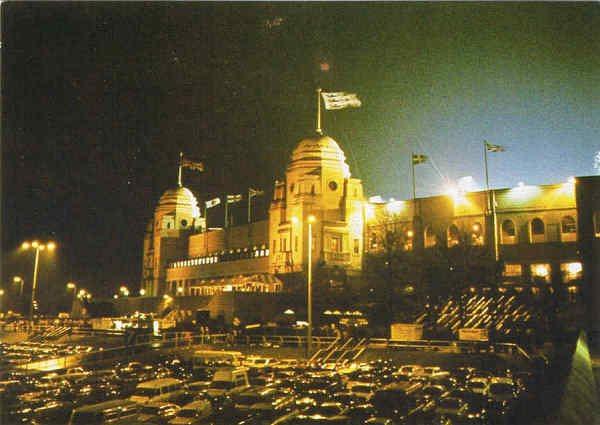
[178,152,183,187]
[316,88,323,135]
[248,191,251,224]
[484,141,499,261]
[411,153,416,201]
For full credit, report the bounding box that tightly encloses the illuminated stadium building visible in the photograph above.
[140,135,600,326]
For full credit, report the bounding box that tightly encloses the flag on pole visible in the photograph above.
[485,142,505,152]
[321,91,362,110]
[227,194,242,203]
[412,154,428,165]
[249,188,264,197]
[181,159,204,171]
[205,198,221,208]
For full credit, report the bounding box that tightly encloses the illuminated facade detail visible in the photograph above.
[531,263,551,283]
[561,262,583,282]
[269,135,365,275]
[141,135,596,308]
[503,264,523,277]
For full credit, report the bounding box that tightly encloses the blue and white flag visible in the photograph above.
[205,198,221,208]
[321,91,362,110]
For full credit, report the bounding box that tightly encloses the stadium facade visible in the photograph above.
[138,134,600,341]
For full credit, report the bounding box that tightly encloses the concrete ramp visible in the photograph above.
[558,331,600,425]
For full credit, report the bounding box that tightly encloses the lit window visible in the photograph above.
[561,216,577,242]
[531,263,550,283]
[531,218,545,243]
[424,226,436,248]
[503,264,522,277]
[471,222,484,246]
[561,262,582,282]
[447,224,459,247]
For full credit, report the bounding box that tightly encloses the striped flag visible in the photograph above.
[227,194,242,204]
[182,159,204,171]
[205,198,221,208]
[412,154,428,165]
[321,91,362,110]
[249,188,264,197]
[485,142,505,152]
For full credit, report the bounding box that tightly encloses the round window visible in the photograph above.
[181,219,188,227]
[329,181,338,191]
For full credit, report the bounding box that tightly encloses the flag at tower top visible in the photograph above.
[321,91,362,110]
[485,142,505,152]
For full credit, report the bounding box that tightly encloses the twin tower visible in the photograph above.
[141,135,366,297]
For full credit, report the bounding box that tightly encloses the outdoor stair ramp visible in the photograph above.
[309,336,341,364]
[310,337,353,364]
[321,337,356,364]
[336,337,368,364]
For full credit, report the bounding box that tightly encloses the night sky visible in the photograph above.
[2,2,599,303]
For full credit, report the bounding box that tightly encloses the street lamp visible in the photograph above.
[120,286,129,297]
[22,240,55,330]
[307,215,316,357]
[13,276,24,296]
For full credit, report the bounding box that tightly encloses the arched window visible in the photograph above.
[471,222,484,246]
[561,216,577,242]
[501,219,516,245]
[447,224,459,247]
[424,225,436,248]
[531,218,545,243]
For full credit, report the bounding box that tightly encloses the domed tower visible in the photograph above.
[141,186,204,297]
[269,135,365,279]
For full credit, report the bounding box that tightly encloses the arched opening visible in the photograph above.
[501,219,516,244]
[447,224,459,247]
[531,218,545,243]
[424,225,436,248]
[560,216,577,242]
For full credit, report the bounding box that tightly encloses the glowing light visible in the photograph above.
[22,242,30,249]
[365,203,375,221]
[223,285,233,292]
[406,230,414,238]
[472,224,480,232]
[32,241,39,248]
[14,276,23,283]
[535,264,549,277]
[0,289,4,296]
[567,262,582,274]
[177,286,183,294]
[284,309,295,315]
[385,199,404,214]
[291,217,299,224]
[113,294,118,299]
[66,282,76,289]
[307,215,316,223]
[140,289,146,296]
[47,242,55,250]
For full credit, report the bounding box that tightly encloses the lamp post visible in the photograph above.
[13,276,24,315]
[66,282,77,314]
[22,241,55,331]
[307,215,316,357]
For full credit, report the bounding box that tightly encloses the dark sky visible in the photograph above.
[2,2,599,302]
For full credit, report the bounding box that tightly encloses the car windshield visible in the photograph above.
[439,398,460,409]
[140,405,160,415]
[178,409,199,418]
[134,387,160,397]
[490,383,513,395]
[209,381,233,390]
[236,395,262,405]
[70,411,104,425]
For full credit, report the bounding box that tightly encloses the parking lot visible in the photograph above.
[0,336,549,425]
